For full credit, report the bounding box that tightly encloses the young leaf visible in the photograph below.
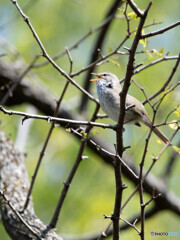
[169,121,178,130]
[127,12,140,20]
[153,49,164,57]
[156,139,163,145]
[146,50,153,59]
[172,146,180,154]
[140,39,146,48]
[66,128,71,133]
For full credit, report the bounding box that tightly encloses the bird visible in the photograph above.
[90,72,169,144]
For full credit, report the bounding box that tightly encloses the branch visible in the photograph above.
[0,105,116,130]
[23,80,70,211]
[127,0,144,17]
[112,2,152,239]
[79,0,124,112]
[134,55,179,75]
[33,4,123,69]
[142,54,180,104]
[119,55,179,84]
[49,105,100,229]
[141,20,180,39]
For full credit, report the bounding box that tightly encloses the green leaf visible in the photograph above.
[90,129,98,137]
[81,130,87,138]
[66,128,71,133]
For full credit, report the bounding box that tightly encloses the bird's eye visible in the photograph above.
[103,73,107,77]
[107,82,112,88]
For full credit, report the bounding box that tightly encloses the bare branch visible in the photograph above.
[141,20,180,39]
[33,3,123,69]
[65,47,73,74]
[127,0,144,17]
[49,104,100,229]
[134,55,179,75]
[0,130,63,239]
[0,105,116,129]
[112,2,152,239]
[23,79,71,211]
[142,54,180,104]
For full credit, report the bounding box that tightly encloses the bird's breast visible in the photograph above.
[97,84,120,122]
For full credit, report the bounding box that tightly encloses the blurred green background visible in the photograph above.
[0,0,180,239]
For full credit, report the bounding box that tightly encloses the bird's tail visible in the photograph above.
[142,115,170,145]
[152,127,170,144]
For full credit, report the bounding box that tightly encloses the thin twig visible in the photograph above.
[71,128,139,181]
[123,2,131,35]
[70,35,129,78]
[104,215,140,234]
[23,47,74,211]
[119,55,179,84]
[49,104,100,228]
[10,0,98,104]
[65,47,73,74]
[33,11,122,69]
[0,105,117,130]
[141,20,180,39]
[135,55,179,75]
[142,54,180,104]
[138,99,158,239]
[23,79,71,211]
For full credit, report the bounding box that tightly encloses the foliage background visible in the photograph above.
[0,0,179,239]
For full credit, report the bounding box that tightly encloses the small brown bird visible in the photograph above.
[91,72,169,144]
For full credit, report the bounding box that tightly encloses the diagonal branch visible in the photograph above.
[0,130,63,240]
[142,53,180,104]
[10,0,98,104]
[79,0,124,112]
[141,21,180,39]
[48,104,100,229]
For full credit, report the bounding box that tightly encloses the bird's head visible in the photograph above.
[90,72,120,90]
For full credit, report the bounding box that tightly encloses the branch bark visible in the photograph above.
[0,130,63,240]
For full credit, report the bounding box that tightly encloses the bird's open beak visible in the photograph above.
[90,73,101,82]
